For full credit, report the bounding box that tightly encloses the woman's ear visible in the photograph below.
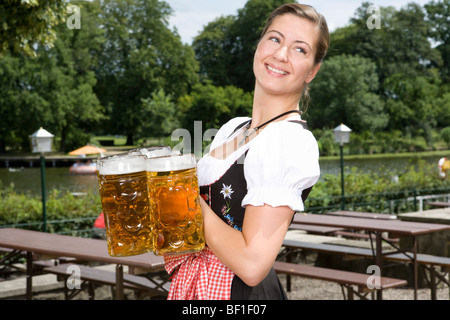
[305,63,321,84]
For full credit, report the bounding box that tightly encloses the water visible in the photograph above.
[319,154,442,176]
[0,166,99,196]
[0,154,444,196]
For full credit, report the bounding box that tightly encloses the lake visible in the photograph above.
[0,153,444,196]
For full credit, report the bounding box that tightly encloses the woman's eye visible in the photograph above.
[295,47,307,54]
[269,36,280,43]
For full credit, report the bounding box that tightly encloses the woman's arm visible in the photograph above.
[200,197,293,287]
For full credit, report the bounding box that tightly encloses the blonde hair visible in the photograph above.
[260,3,330,113]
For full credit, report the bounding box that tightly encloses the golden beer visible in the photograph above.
[147,154,205,256]
[97,154,153,257]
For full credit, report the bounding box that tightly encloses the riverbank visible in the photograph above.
[320,149,450,162]
[0,146,128,168]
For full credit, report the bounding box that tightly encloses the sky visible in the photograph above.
[164,0,432,44]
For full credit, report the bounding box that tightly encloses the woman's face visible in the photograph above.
[253,14,321,97]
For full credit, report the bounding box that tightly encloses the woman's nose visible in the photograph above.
[274,46,288,62]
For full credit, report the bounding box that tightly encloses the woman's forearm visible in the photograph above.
[200,197,293,286]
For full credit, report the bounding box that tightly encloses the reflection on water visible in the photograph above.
[0,154,444,195]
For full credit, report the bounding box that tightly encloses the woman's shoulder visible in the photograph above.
[214,117,251,140]
[222,117,252,132]
[260,118,317,148]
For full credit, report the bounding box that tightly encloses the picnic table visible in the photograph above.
[0,228,166,300]
[324,210,397,220]
[292,213,450,299]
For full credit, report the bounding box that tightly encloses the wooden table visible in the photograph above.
[292,213,450,300]
[324,210,397,220]
[0,228,166,300]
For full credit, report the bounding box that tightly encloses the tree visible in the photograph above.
[192,15,236,86]
[425,0,450,82]
[139,89,179,141]
[442,127,450,148]
[178,82,253,136]
[0,55,49,152]
[47,0,106,151]
[0,0,105,152]
[330,2,442,84]
[0,0,68,58]
[308,54,387,132]
[193,0,290,92]
[384,69,443,143]
[94,0,199,145]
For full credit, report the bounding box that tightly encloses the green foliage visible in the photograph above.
[308,54,387,132]
[307,160,450,213]
[178,82,253,134]
[0,185,102,233]
[139,89,179,139]
[1,0,449,157]
[94,0,199,146]
[442,127,450,148]
[193,0,291,92]
[0,0,68,58]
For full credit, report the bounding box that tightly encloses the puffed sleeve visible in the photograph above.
[242,121,320,212]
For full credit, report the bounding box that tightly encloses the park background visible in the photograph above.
[0,0,449,233]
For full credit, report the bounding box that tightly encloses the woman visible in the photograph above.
[164,3,329,300]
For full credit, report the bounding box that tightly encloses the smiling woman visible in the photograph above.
[164,3,329,301]
[254,3,329,115]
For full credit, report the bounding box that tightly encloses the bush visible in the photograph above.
[307,160,450,213]
[441,127,450,148]
[0,184,102,234]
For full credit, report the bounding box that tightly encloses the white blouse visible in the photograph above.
[197,115,320,212]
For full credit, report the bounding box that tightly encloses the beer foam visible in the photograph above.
[98,154,147,175]
[141,148,173,158]
[146,154,197,172]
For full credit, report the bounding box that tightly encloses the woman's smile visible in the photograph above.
[265,63,289,76]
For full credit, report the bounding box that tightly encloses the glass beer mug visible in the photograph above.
[146,154,205,256]
[128,146,175,158]
[97,154,153,257]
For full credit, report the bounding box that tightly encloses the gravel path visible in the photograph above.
[280,274,449,300]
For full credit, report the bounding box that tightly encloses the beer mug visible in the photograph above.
[128,146,174,158]
[146,154,205,256]
[97,154,152,257]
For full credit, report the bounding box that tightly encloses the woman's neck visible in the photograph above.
[251,85,301,128]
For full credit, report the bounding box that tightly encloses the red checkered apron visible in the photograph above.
[164,246,235,300]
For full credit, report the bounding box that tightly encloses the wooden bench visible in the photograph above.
[273,261,407,300]
[427,201,450,208]
[283,239,376,259]
[43,263,170,300]
[384,252,450,300]
[282,239,450,299]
